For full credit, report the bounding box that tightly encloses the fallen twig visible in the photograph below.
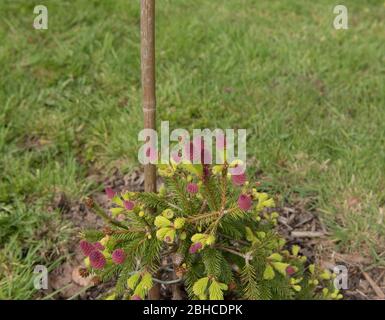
[290,231,325,238]
[362,271,385,299]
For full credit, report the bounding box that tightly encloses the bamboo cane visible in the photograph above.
[141,0,157,194]
[140,0,160,300]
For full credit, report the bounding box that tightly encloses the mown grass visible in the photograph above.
[1,0,385,298]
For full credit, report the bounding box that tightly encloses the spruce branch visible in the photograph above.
[171,175,192,214]
[199,200,208,214]
[153,278,183,285]
[216,245,253,262]
[187,211,220,223]
[112,228,147,234]
[85,197,128,229]
[166,201,183,212]
[202,178,220,211]
[218,232,249,246]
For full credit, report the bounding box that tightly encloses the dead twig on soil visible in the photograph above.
[291,231,326,238]
[362,270,385,299]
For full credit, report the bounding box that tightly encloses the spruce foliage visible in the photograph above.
[81,153,340,300]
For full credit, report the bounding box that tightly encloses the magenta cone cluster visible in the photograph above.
[93,242,105,251]
[80,240,94,256]
[112,248,126,265]
[231,173,246,186]
[237,194,252,211]
[286,266,296,276]
[105,187,116,199]
[80,240,105,256]
[89,250,106,269]
[124,200,135,210]
[187,183,198,194]
[189,242,203,254]
[80,240,107,269]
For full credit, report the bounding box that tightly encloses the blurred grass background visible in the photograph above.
[0,0,385,298]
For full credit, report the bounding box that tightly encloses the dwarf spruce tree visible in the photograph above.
[79,139,340,300]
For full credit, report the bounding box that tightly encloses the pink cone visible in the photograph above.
[286,266,296,276]
[112,249,126,265]
[89,250,106,269]
[131,295,142,300]
[93,242,105,251]
[231,173,246,186]
[124,200,135,210]
[189,242,203,254]
[80,240,94,256]
[187,183,198,194]
[238,194,252,211]
[229,163,246,176]
[105,187,115,199]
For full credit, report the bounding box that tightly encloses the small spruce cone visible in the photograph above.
[112,249,126,265]
[89,250,106,269]
[85,197,94,209]
[79,267,90,278]
[286,266,296,276]
[237,194,252,211]
[231,173,246,186]
[80,240,94,256]
[93,242,105,251]
[103,226,113,235]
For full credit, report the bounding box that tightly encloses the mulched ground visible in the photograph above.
[277,202,385,300]
[45,168,385,300]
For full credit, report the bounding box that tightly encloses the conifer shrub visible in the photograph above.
[80,140,341,300]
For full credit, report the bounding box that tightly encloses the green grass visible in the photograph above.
[1,0,385,298]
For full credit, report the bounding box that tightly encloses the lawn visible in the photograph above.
[1,0,385,299]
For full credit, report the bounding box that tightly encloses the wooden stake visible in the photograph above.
[141,0,160,300]
[141,0,157,194]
